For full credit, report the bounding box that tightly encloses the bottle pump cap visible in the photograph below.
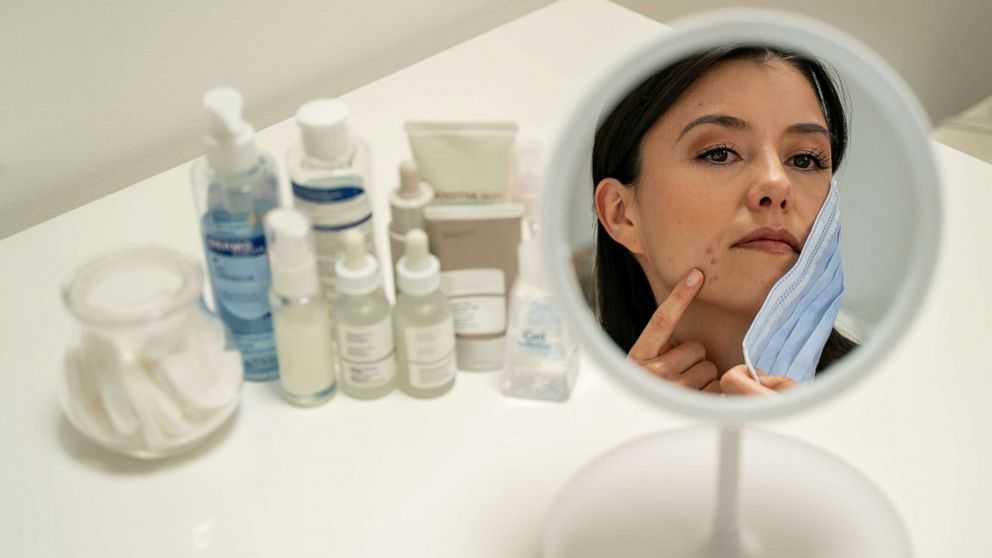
[264,209,320,298]
[296,99,352,162]
[335,230,380,296]
[202,87,259,175]
[396,229,440,296]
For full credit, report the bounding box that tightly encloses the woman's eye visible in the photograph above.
[791,152,829,171]
[698,146,737,164]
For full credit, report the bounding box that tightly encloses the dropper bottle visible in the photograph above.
[394,229,456,398]
[334,230,396,399]
[264,208,336,406]
[389,161,434,274]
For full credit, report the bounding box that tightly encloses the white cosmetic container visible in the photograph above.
[265,208,337,406]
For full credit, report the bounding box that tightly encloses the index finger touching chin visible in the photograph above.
[627,268,704,362]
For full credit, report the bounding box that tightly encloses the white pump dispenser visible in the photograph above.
[264,208,337,406]
[202,88,259,176]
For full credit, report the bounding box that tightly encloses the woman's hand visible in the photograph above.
[627,269,721,393]
[719,365,798,395]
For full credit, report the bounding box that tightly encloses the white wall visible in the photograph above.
[614,0,992,126]
[0,0,550,239]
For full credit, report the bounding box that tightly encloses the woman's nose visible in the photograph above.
[746,152,794,212]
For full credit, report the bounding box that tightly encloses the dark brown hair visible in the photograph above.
[592,45,856,373]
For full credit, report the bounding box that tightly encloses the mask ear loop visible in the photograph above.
[742,345,763,386]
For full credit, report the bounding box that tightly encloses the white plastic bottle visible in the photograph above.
[394,230,456,398]
[287,99,375,299]
[334,230,396,399]
[191,87,280,381]
[389,161,434,274]
[264,208,337,406]
[500,234,579,401]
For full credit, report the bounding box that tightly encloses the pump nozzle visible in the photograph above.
[264,209,319,298]
[203,88,246,138]
[201,87,258,175]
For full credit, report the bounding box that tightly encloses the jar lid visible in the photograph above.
[63,246,203,327]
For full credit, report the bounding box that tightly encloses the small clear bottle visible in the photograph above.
[500,235,579,401]
[334,230,396,399]
[191,88,280,381]
[394,230,456,398]
[264,208,337,406]
[286,98,375,300]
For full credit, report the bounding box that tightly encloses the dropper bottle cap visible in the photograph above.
[396,229,440,296]
[390,161,434,234]
[335,230,380,297]
[202,87,259,175]
[264,208,320,298]
[296,99,352,162]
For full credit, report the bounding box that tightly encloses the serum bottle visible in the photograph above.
[286,99,375,299]
[264,208,337,406]
[192,88,280,381]
[334,230,396,399]
[394,230,457,398]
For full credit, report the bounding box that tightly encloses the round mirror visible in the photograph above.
[542,9,941,422]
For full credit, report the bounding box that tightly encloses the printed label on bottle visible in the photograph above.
[203,228,278,380]
[337,317,396,387]
[292,175,374,290]
[440,269,506,335]
[405,319,456,389]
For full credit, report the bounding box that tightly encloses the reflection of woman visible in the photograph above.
[593,46,857,396]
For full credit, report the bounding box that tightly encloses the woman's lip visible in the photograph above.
[734,240,798,254]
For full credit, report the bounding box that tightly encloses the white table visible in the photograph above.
[2,1,991,556]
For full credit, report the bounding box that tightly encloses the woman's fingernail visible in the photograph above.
[685,269,702,288]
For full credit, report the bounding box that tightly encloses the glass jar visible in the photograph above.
[60,246,242,458]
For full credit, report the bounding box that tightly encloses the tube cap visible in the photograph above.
[335,230,380,296]
[296,99,352,162]
[264,208,320,298]
[396,229,440,296]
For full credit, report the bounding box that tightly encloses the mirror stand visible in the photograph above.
[544,423,913,557]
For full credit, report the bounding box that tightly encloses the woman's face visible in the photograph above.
[631,58,833,315]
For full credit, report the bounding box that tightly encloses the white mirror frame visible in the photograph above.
[542,9,942,422]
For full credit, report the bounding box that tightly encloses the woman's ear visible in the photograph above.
[594,178,647,255]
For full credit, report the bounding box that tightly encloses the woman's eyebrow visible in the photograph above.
[786,122,833,140]
[676,114,833,143]
[677,114,748,142]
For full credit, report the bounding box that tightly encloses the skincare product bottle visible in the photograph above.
[424,203,524,371]
[287,99,375,299]
[389,161,434,275]
[334,230,396,399]
[405,121,517,204]
[191,87,280,381]
[500,234,579,401]
[264,208,337,406]
[394,229,457,398]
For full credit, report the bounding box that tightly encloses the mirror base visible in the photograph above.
[543,426,910,558]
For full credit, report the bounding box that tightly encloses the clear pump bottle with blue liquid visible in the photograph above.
[191,87,280,381]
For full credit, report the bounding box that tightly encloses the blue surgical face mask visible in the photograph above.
[742,178,844,385]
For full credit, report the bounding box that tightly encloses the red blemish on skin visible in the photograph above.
[711,275,719,282]
[709,258,716,265]
[706,247,713,254]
